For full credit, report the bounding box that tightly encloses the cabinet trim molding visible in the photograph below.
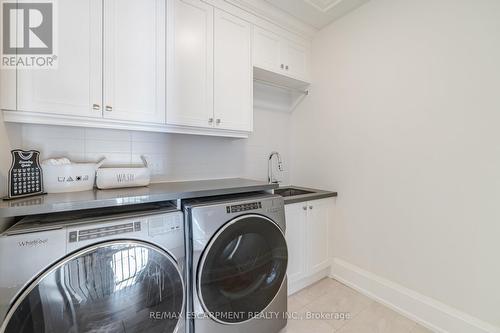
[2,111,250,138]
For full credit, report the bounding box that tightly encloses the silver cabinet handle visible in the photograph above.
[105,106,113,112]
[286,65,289,70]
[216,119,221,125]
[303,206,307,211]
[309,205,313,210]
[92,104,100,111]
[208,118,214,125]
[280,64,284,69]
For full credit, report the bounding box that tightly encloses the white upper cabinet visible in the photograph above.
[103,0,166,124]
[2,0,309,137]
[0,69,16,111]
[16,0,102,118]
[253,26,311,83]
[167,0,214,128]
[167,2,253,133]
[253,27,282,73]
[14,0,166,124]
[214,9,253,132]
[281,39,310,81]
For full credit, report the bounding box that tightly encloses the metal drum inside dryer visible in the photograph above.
[0,203,186,333]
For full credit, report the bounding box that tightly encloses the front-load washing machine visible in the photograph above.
[0,203,186,333]
[184,193,288,333]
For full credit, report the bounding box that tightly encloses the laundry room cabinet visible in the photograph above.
[5,0,166,125]
[15,0,102,119]
[102,0,166,123]
[167,1,253,132]
[1,0,311,138]
[285,198,334,295]
[166,0,214,129]
[213,9,253,132]
[253,26,311,83]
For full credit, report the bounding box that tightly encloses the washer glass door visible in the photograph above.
[198,214,288,324]
[1,241,184,333]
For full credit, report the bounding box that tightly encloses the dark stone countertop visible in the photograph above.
[277,185,338,205]
[0,178,278,218]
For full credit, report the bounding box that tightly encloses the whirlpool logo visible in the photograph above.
[18,238,48,247]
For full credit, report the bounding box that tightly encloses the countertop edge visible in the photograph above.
[283,192,338,205]
[280,185,338,205]
[0,179,279,218]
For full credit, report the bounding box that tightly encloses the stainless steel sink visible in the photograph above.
[274,187,314,197]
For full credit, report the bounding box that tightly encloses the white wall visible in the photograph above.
[5,107,290,190]
[291,0,500,330]
[0,116,18,197]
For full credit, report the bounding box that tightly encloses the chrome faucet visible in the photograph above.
[268,151,284,184]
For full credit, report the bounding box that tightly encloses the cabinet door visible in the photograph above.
[167,0,214,128]
[281,39,310,81]
[253,27,281,73]
[103,0,165,123]
[285,202,308,288]
[0,70,16,111]
[17,0,102,118]
[307,198,331,273]
[214,10,252,132]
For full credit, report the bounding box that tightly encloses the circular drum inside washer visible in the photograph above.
[1,241,184,333]
[198,214,288,324]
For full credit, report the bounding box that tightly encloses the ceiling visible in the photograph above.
[263,0,370,29]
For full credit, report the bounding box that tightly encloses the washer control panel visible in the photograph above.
[226,201,262,213]
[69,222,141,243]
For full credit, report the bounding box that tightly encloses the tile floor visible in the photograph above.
[282,278,434,333]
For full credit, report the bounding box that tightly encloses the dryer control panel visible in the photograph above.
[226,201,262,213]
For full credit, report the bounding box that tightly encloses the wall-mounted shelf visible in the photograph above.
[254,79,309,96]
[253,68,310,113]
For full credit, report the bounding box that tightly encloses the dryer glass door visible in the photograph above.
[198,214,288,324]
[1,241,184,333]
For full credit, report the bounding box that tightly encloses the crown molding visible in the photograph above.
[304,0,344,13]
[224,0,318,39]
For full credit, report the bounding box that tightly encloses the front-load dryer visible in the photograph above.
[184,193,288,333]
[0,203,186,333]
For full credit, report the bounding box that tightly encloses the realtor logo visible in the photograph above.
[1,0,57,69]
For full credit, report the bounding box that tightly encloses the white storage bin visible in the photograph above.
[42,160,105,193]
[96,157,151,190]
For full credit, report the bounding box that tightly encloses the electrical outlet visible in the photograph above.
[141,155,164,176]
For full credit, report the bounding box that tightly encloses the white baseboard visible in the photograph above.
[288,267,330,295]
[329,258,499,333]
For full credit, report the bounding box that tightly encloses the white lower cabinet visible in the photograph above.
[285,202,308,286]
[285,198,333,295]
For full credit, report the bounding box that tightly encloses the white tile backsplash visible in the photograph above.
[86,139,131,153]
[22,124,85,140]
[8,108,291,184]
[85,128,132,142]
